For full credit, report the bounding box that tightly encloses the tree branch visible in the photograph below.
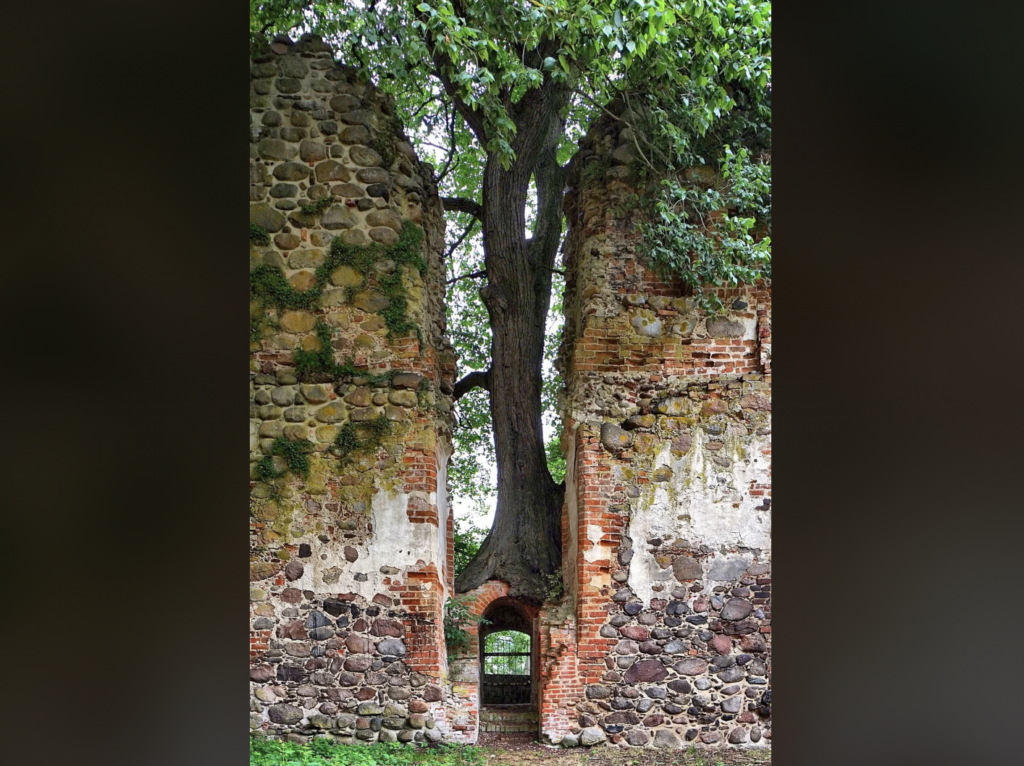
[453,369,491,401]
[436,107,459,185]
[441,197,483,221]
[444,217,479,260]
[419,20,488,141]
[526,144,567,268]
[446,269,487,285]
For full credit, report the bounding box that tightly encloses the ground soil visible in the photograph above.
[475,734,771,765]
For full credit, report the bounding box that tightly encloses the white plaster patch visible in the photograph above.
[626,483,680,606]
[583,523,610,563]
[563,423,579,609]
[436,440,452,598]
[697,313,757,340]
[307,487,442,600]
[668,431,772,551]
[626,433,771,606]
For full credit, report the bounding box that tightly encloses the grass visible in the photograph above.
[249,738,486,766]
[249,738,770,766]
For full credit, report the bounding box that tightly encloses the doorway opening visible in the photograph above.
[478,597,538,734]
[481,630,531,704]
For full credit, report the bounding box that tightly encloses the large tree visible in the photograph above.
[251,0,771,603]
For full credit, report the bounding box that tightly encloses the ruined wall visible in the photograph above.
[248,34,771,749]
[545,114,772,749]
[248,34,460,745]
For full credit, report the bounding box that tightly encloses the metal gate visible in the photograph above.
[481,630,531,705]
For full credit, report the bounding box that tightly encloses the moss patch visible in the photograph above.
[255,439,313,497]
[331,414,392,466]
[250,222,269,245]
[249,220,427,360]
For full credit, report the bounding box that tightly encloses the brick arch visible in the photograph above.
[480,596,537,637]
[461,583,542,731]
[461,580,510,625]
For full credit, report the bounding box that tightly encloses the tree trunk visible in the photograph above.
[454,90,567,604]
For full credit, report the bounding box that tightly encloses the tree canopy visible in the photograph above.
[251,0,771,600]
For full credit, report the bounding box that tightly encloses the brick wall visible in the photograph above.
[249,34,771,750]
[547,110,772,749]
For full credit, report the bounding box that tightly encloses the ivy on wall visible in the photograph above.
[250,221,436,488]
[331,415,393,467]
[249,220,427,362]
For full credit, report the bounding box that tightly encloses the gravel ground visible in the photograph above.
[474,734,771,765]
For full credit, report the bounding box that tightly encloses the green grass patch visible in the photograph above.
[250,737,486,766]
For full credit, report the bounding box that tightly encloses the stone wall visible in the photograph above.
[544,112,773,749]
[248,34,459,745]
[248,34,771,750]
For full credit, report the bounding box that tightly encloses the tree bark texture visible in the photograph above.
[454,83,569,603]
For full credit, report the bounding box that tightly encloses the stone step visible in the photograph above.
[478,711,538,724]
[479,723,537,733]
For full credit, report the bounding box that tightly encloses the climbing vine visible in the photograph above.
[292,321,411,385]
[443,595,490,655]
[250,223,270,245]
[636,145,771,315]
[254,437,314,488]
[249,220,427,358]
[330,414,393,466]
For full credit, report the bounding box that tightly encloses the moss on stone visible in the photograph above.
[249,220,427,363]
[306,454,330,495]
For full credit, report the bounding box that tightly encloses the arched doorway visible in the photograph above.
[478,597,538,735]
[481,629,531,704]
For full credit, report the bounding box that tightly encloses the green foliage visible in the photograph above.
[293,322,408,385]
[250,220,425,312]
[452,516,487,578]
[250,221,427,363]
[544,571,565,603]
[483,629,530,655]
[331,415,393,466]
[293,321,344,378]
[542,274,565,483]
[250,222,270,245]
[637,145,771,314]
[300,197,335,215]
[249,735,486,766]
[444,595,489,655]
[255,438,314,492]
[378,269,421,342]
[545,424,566,485]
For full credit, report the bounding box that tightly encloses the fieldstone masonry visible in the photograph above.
[250,35,770,751]
[537,110,772,749]
[249,34,459,745]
